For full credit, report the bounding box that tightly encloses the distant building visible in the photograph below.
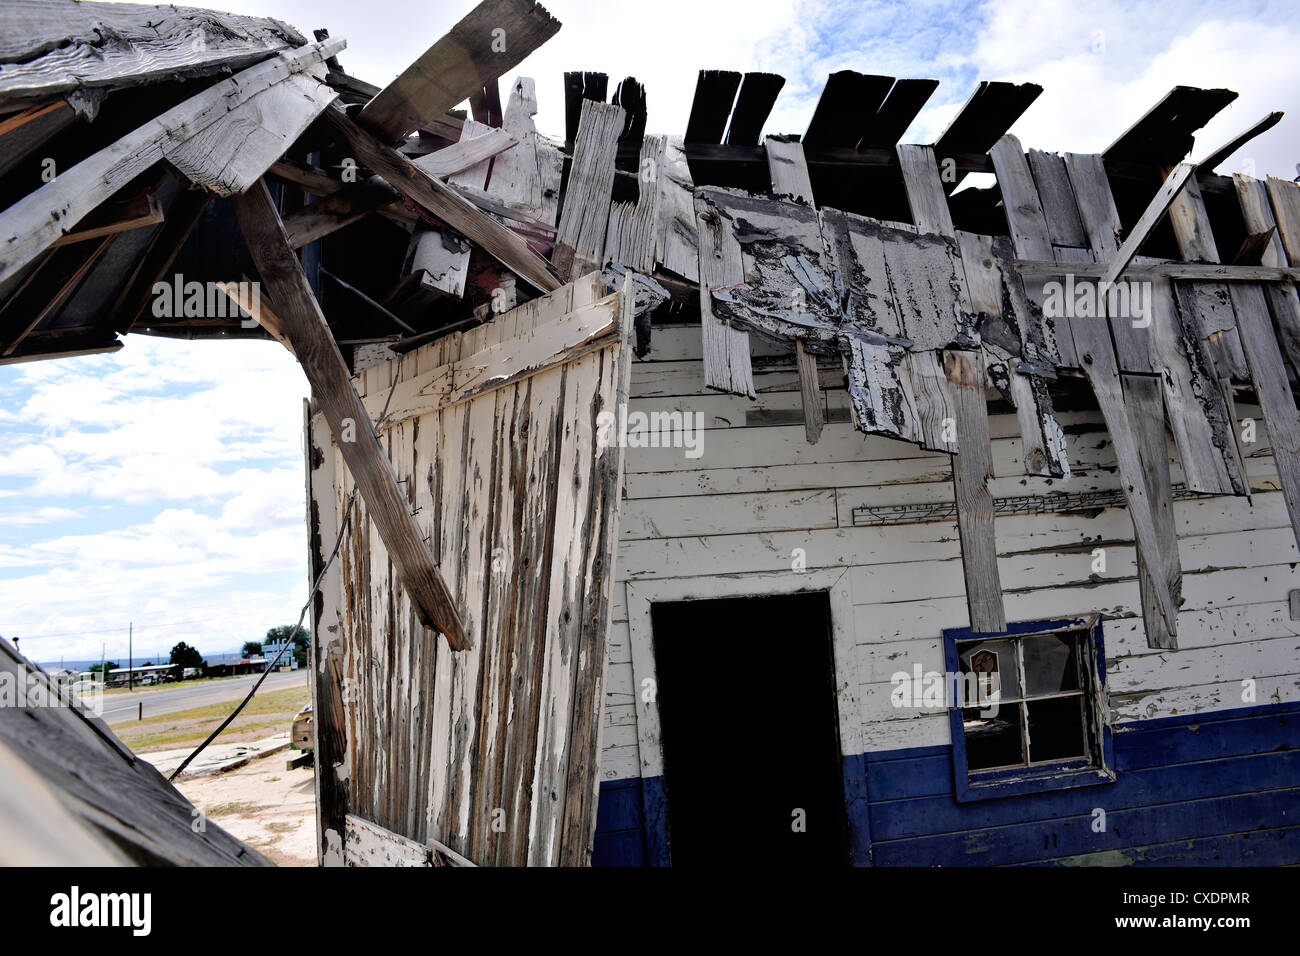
[262,639,298,670]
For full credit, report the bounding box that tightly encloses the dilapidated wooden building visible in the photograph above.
[2,0,1297,866]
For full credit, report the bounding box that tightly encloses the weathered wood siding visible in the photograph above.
[594,324,1300,866]
[307,274,632,866]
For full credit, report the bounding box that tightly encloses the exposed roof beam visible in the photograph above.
[231,177,468,650]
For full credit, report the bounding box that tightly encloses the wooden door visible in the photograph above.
[306,273,633,866]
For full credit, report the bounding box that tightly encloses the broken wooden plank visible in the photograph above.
[1104,86,1238,168]
[490,76,564,226]
[0,38,342,286]
[1236,174,1300,379]
[758,139,823,443]
[0,0,308,104]
[1163,174,1252,443]
[1124,373,1180,649]
[1068,152,1242,493]
[411,126,518,180]
[563,71,608,144]
[725,73,785,146]
[684,70,741,144]
[820,206,921,442]
[1099,162,1196,287]
[362,294,619,421]
[765,135,814,203]
[322,104,560,292]
[804,71,894,148]
[654,136,699,282]
[946,349,1005,632]
[1196,112,1285,173]
[231,178,467,649]
[356,0,560,143]
[1062,152,1149,372]
[907,349,958,452]
[695,191,754,397]
[606,134,666,273]
[1026,150,1087,249]
[998,140,1180,633]
[990,135,1077,367]
[897,144,955,235]
[934,81,1042,168]
[862,78,938,149]
[1069,315,1180,633]
[1010,259,1300,282]
[794,340,824,444]
[553,99,625,281]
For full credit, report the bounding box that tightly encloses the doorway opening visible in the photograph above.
[650,590,849,865]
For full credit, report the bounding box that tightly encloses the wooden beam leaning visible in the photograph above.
[993,137,1180,636]
[323,104,560,292]
[1099,162,1196,288]
[356,0,561,143]
[231,178,468,650]
[1054,155,1184,639]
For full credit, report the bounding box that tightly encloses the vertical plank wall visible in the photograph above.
[307,274,632,866]
[593,326,1300,866]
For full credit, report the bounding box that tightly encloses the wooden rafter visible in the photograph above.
[231,178,468,649]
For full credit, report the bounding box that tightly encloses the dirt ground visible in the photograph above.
[175,748,317,866]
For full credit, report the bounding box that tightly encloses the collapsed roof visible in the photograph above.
[2,0,1298,667]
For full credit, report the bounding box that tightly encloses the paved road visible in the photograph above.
[100,670,308,725]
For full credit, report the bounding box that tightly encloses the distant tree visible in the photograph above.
[265,624,309,667]
[88,661,117,683]
[169,642,205,673]
[241,641,263,659]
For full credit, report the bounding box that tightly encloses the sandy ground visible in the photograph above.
[174,747,317,866]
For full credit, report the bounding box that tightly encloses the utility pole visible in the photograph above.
[100,643,105,685]
[128,622,133,691]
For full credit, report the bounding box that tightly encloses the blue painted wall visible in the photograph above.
[593,701,1300,866]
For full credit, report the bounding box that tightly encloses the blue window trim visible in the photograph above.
[942,615,1117,803]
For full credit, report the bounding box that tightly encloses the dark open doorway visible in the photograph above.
[650,590,849,865]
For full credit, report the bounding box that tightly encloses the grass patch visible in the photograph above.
[115,685,311,753]
[208,801,269,818]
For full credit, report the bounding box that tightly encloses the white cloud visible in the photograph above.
[0,338,309,664]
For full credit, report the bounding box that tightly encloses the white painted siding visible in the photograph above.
[603,325,1300,776]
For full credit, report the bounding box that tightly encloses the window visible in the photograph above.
[942,615,1115,802]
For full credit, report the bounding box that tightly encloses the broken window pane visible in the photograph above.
[963,703,1023,770]
[1027,696,1087,762]
[1022,633,1079,696]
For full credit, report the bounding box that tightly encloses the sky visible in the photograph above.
[4,0,1298,665]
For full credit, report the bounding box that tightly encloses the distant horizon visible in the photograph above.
[34,648,264,670]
